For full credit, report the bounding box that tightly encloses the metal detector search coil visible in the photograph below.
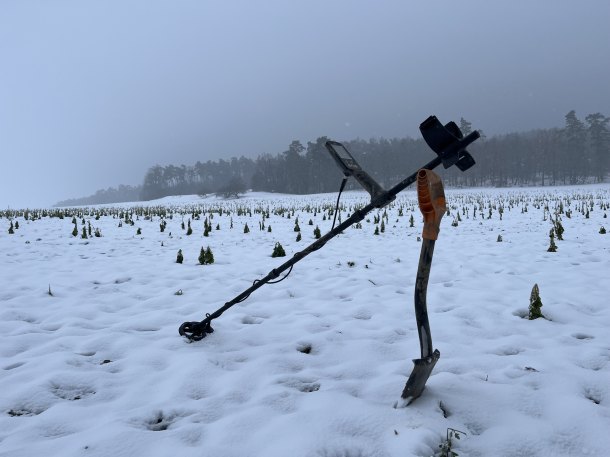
[325,140,386,201]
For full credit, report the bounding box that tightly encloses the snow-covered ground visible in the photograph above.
[1,185,609,457]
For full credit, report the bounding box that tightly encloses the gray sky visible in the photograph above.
[1,0,609,208]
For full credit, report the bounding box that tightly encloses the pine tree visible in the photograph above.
[81,226,88,239]
[529,284,544,320]
[550,216,564,241]
[198,247,206,265]
[564,110,587,182]
[176,249,184,264]
[296,231,302,241]
[136,227,141,235]
[459,117,472,136]
[205,246,215,264]
[72,223,78,237]
[244,223,250,233]
[409,214,415,227]
[272,242,286,257]
[8,221,14,234]
[313,225,321,239]
[547,229,557,252]
[585,113,610,182]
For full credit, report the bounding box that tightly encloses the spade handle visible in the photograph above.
[417,169,446,240]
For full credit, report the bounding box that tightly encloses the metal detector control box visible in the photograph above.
[325,141,386,202]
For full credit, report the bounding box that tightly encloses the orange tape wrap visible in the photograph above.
[417,169,446,240]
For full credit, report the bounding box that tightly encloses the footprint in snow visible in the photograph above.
[316,447,366,457]
[130,326,160,332]
[134,410,194,431]
[278,377,320,393]
[7,407,45,417]
[114,277,131,284]
[297,343,313,354]
[145,412,173,431]
[49,381,96,401]
[3,361,25,370]
[241,315,263,324]
[352,309,372,320]
[583,386,603,405]
[576,354,608,371]
[493,346,524,356]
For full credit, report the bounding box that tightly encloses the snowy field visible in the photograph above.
[1,185,609,457]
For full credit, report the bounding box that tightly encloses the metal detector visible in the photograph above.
[178,115,480,401]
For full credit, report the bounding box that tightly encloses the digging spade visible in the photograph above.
[401,169,446,404]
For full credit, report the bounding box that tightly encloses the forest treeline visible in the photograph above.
[56,110,609,206]
[56,185,142,207]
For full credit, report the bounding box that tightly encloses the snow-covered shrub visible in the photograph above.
[529,284,544,320]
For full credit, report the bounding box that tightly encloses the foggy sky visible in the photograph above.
[1,0,609,208]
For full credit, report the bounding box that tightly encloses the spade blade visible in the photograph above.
[401,349,440,404]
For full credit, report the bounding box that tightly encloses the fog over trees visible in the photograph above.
[55,185,142,207]
[56,110,609,206]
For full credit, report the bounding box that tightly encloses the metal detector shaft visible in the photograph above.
[178,155,443,341]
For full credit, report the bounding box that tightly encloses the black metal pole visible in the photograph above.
[414,238,435,359]
[179,155,443,341]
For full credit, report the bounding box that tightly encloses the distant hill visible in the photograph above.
[54,185,142,207]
